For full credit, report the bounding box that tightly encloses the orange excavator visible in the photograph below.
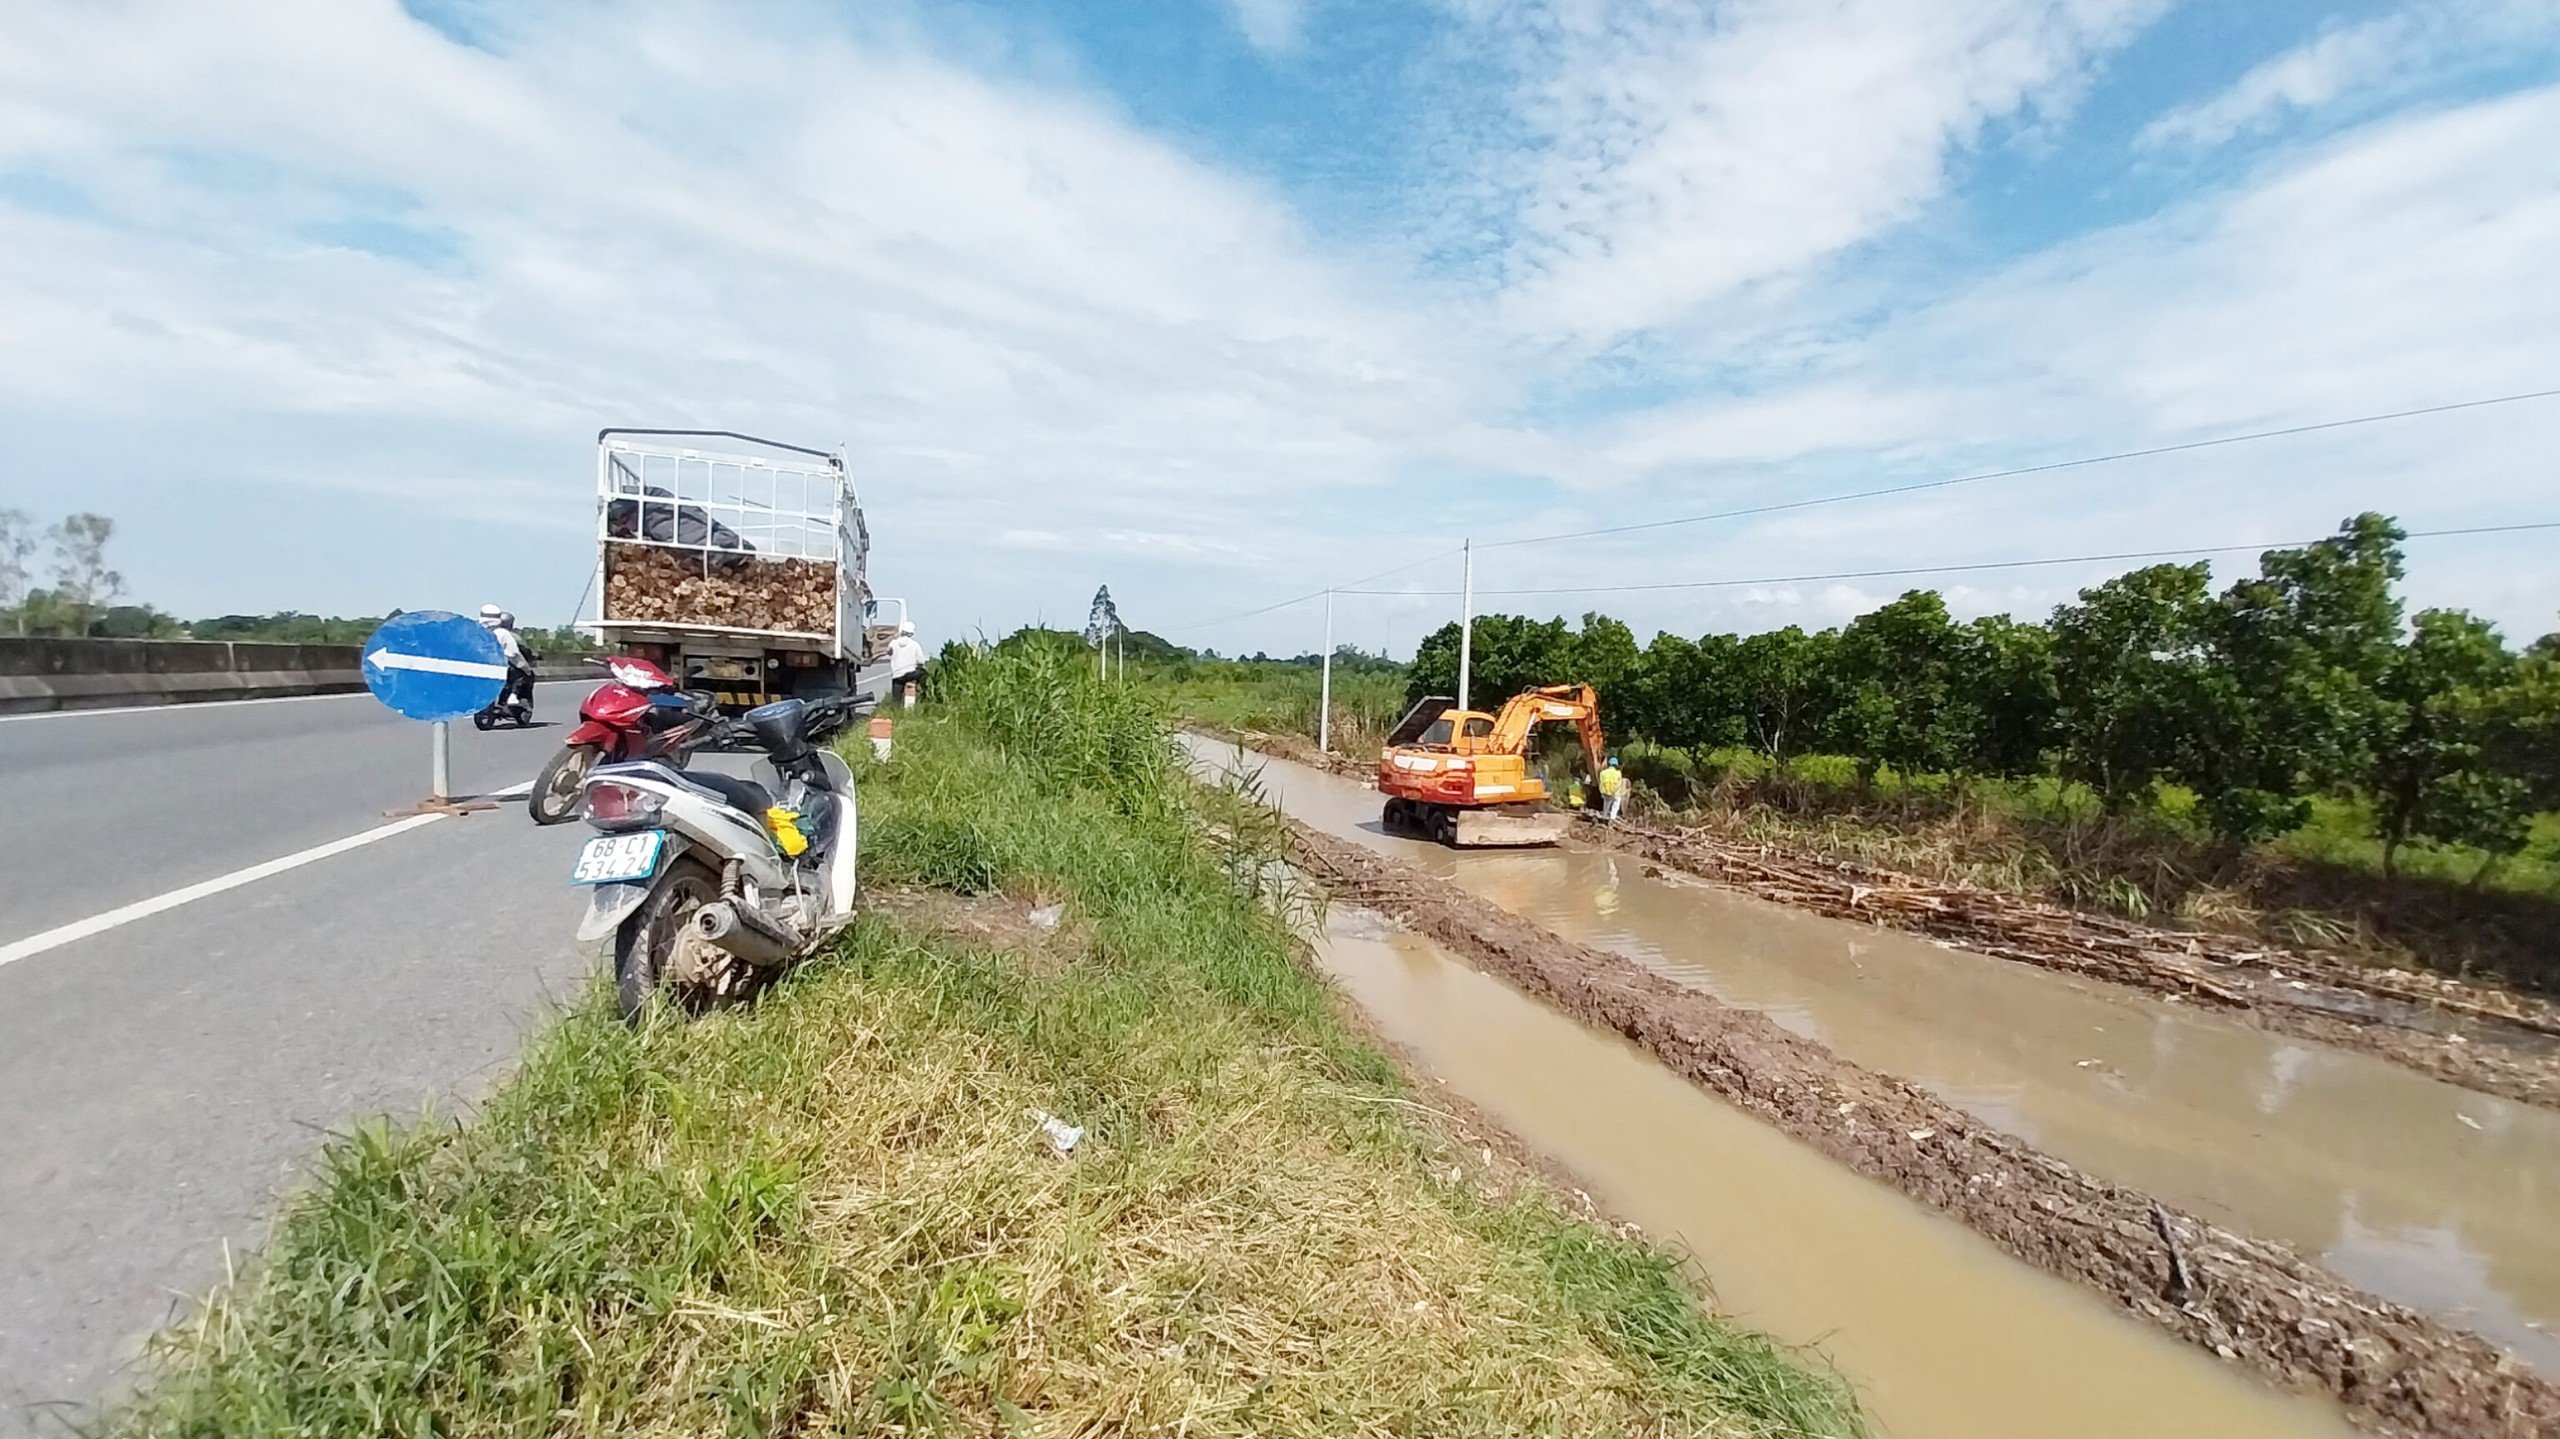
[1377,684,1604,847]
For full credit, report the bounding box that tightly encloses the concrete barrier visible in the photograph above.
[0,638,593,715]
[0,637,364,714]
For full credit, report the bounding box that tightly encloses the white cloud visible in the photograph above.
[1,0,2554,654]
[1446,0,2164,342]
[0,0,1495,629]
[1440,80,2560,642]
[1226,0,1312,56]
[2140,0,2560,150]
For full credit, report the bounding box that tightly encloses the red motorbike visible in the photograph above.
[527,656,722,825]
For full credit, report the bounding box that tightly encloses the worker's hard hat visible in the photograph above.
[898,621,915,635]
[478,603,503,625]
[499,611,517,628]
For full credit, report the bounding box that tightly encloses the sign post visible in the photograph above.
[361,611,509,816]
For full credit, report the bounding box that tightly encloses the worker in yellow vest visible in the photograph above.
[1597,756,1626,822]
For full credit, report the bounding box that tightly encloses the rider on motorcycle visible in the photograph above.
[478,603,534,712]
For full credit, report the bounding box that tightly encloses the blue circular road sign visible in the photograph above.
[361,611,509,722]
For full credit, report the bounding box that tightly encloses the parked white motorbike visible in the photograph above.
[567,695,860,1021]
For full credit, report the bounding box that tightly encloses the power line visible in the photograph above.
[1158,383,2560,634]
[1336,520,2560,599]
[1475,387,2560,552]
[1165,544,1466,634]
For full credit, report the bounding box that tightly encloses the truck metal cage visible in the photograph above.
[584,430,874,661]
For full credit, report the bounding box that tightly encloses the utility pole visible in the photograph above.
[1318,588,1334,753]
[1457,539,1474,713]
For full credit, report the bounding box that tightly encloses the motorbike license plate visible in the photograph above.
[571,831,666,885]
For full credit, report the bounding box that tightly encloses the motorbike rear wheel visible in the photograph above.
[613,857,720,1025]
[529,743,599,826]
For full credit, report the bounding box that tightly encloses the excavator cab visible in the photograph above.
[1386,696,1502,752]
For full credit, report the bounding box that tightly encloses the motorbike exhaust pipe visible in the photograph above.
[691,900,804,969]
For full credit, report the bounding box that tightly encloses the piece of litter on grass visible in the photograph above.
[1907,1128,1935,1142]
[1032,1110,1083,1154]
[1028,904,1063,930]
[2456,1113,2483,1130]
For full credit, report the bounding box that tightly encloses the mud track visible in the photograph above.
[1286,818,2560,1439]
[1208,727,2560,1112]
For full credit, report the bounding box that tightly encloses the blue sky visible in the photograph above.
[2,0,2556,656]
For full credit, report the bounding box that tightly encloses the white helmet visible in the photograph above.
[898,620,915,636]
[478,603,503,627]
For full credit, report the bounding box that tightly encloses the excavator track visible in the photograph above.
[1382,798,1569,848]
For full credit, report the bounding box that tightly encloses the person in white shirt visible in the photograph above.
[887,621,926,707]
[478,603,532,709]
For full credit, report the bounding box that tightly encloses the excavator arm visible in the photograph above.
[1489,684,1606,776]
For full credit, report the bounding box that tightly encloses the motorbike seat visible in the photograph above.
[675,770,775,816]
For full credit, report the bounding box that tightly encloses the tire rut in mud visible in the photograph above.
[1285,818,2560,1439]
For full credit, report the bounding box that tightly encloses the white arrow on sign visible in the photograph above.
[365,649,510,680]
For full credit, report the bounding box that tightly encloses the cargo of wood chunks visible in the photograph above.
[604,543,838,635]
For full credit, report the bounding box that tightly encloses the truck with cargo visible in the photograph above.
[581,429,901,710]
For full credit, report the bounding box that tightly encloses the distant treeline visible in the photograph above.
[1408,513,2560,864]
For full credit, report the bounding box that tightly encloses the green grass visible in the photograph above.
[1144,658,1409,756]
[108,631,1861,1438]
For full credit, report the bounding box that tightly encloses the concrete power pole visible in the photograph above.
[1318,588,1334,753]
[1457,539,1474,713]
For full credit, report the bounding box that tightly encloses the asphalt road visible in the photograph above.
[0,689,606,1434]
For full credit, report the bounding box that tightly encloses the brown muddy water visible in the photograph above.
[1183,737,2560,1381]
[1314,908,2353,1439]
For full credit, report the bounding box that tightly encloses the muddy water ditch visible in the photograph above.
[1193,737,2560,1378]
[1221,723,2560,1106]
[1577,818,2560,1108]
[1190,739,2560,1423]
[1289,821,2556,1439]
[1312,906,2362,1439]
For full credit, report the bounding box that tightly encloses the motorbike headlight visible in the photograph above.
[584,780,667,831]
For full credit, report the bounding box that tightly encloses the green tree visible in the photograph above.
[2367,610,2529,876]
[2480,640,2560,829]
[1406,614,1572,709]
[0,508,34,636]
[1958,614,2057,777]
[1827,590,1971,783]
[1732,625,1836,760]
[2194,514,2407,840]
[1564,611,1642,705]
[1631,631,1747,751]
[2050,562,2217,813]
[47,513,124,637]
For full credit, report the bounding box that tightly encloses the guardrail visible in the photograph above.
[0,638,588,715]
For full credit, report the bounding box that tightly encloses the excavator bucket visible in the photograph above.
[1450,805,1574,848]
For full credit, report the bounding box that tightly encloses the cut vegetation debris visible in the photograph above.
[107,633,1861,1439]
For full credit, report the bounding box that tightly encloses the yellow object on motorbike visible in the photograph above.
[765,806,809,857]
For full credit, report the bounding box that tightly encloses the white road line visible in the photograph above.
[0,816,447,968]
[0,772,543,968]
[0,691,373,724]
